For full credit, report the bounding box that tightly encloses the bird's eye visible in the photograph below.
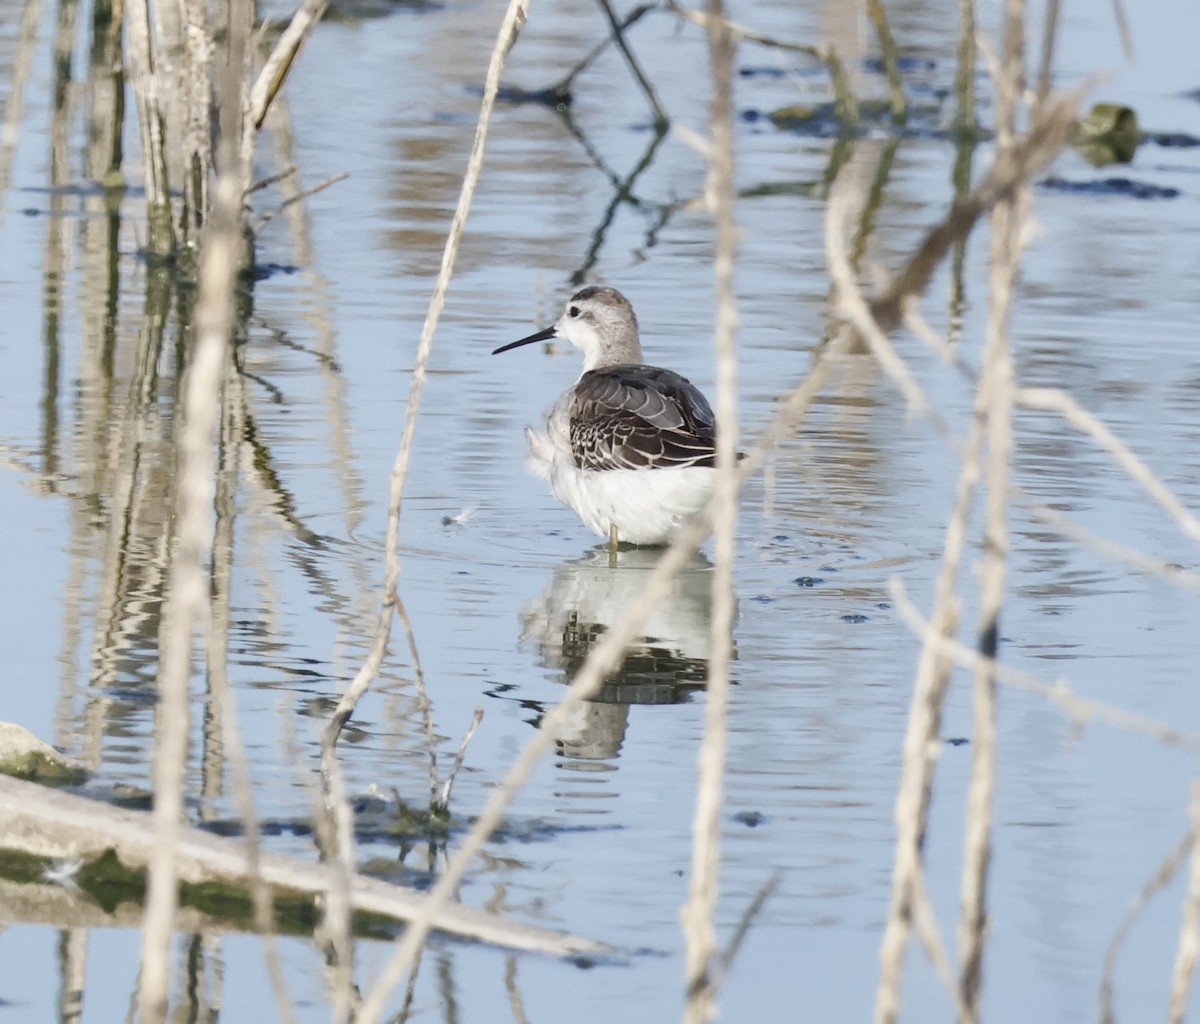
[568,305,580,318]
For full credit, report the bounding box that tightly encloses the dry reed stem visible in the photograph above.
[313,739,358,1024]
[1101,825,1196,1024]
[1168,782,1200,1023]
[666,0,822,58]
[322,0,527,757]
[887,578,1200,752]
[394,591,440,808]
[828,174,983,1024]
[681,1,737,1019]
[253,170,350,233]
[911,867,970,1013]
[1110,0,1135,62]
[1034,0,1060,102]
[137,1,250,1017]
[957,3,1027,1010]
[826,193,937,425]
[439,706,485,810]
[248,0,330,136]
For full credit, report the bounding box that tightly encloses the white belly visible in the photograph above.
[525,423,715,545]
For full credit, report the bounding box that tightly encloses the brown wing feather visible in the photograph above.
[569,365,719,472]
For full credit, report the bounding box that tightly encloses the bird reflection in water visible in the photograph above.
[516,546,727,766]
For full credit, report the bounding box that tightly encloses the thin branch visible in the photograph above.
[1100,825,1195,1024]
[709,873,780,991]
[682,0,738,1018]
[1168,782,1200,1023]
[253,171,350,234]
[438,707,484,812]
[248,0,331,135]
[394,591,439,809]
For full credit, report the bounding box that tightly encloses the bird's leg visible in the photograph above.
[609,522,619,559]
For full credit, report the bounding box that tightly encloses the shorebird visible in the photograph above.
[493,286,724,547]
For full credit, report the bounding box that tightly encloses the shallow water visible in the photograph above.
[2,0,1200,1019]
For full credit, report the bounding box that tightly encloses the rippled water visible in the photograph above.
[2,0,1200,1019]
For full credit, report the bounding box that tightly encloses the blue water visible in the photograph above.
[1,0,1199,1019]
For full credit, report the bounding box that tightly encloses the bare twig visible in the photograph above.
[666,0,822,58]
[1168,782,1200,1023]
[1034,0,1061,102]
[848,187,988,1024]
[249,165,299,193]
[312,728,358,1024]
[911,867,971,1014]
[248,0,331,136]
[505,955,531,1024]
[206,362,295,1023]
[1110,0,1134,61]
[438,707,484,812]
[253,170,351,233]
[709,874,780,992]
[1100,825,1195,1024]
[394,592,440,808]
[958,6,1030,1014]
